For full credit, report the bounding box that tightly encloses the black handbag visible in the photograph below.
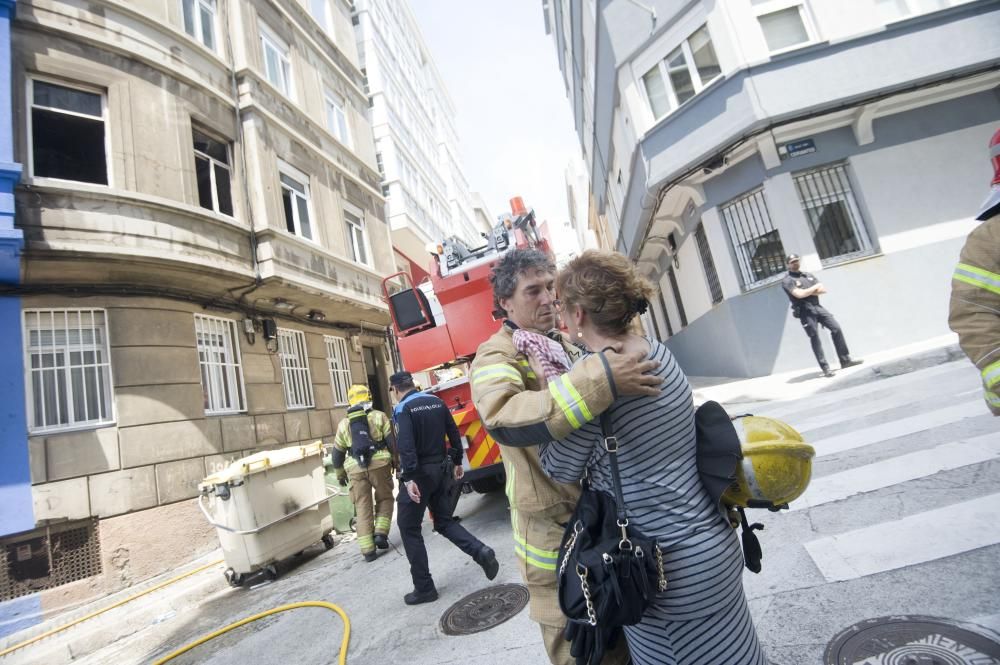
[556,412,667,631]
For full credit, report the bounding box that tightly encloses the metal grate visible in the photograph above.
[695,223,724,304]
[721,189,786,289]
[793,163,873,264]
[277,328,314,409]
[0,519,102,601]
[324,335,351,406]
[194,314,246,415]
[440,584,530,636]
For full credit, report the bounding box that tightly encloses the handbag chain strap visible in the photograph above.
[601,410,632,550]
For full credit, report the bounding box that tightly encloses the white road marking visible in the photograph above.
[790,433,1000,510]
[808,400,989,457]
[804,493,1000,582]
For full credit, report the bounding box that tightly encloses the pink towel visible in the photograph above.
[512,329,572,382]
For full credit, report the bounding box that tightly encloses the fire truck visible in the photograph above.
[381,197,554,498]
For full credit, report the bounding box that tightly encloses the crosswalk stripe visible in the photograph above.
[791,388,982,434]
[804,493,1000,582]
[808,400,988,457]
[790,433,1000,511]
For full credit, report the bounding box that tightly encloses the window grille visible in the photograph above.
[278,328,314,408]
[24,309,114,433]
[1,519,102,601]
[793,163,873,264]
[324,335,352,406]
[695,223,724,304]
[721,189,787,289]
[194,315,246,414]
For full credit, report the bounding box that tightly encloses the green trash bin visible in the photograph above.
[324,458,357,534]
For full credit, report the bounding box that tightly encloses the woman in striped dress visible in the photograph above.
[536,251,766,665]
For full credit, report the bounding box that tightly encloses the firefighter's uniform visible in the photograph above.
[949,130,1000,416]
[471,323,628,665]
[332,407,395,556]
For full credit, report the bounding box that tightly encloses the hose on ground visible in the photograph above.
[151,601,350,665]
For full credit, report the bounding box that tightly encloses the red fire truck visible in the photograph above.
[381,197,554,497]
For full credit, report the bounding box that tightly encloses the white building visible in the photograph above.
[545,0,1000,376]
[353,0,480,281]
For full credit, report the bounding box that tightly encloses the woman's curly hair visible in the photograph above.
[556,250,653,336]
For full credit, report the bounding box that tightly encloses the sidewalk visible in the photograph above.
[688,334,964,408]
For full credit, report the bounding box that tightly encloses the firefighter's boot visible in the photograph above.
[373,534,389,550]
[475,546,499,581]
[404,588,438,605]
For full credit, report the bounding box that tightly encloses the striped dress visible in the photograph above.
[540,339,766,665]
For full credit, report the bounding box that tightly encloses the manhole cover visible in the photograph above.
[825,615,1000,664]
[440,583,529,636]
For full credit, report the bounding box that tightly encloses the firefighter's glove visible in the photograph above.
[336,469,348,487]
[564,621,611,665]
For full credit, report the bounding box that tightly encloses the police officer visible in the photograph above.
[782,253,862,377]
[390,371,499,605]
[330,384,396,562]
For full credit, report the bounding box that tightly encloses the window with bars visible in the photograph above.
[181,0,216,51]
[193,129,233,216]
[656,289,674,338]
[24,309,114,433]
[194,315,246,414]
[278,328,314,409]
[667,267,688,328]
[324,335,351,406]
[792,163,873,264]
[695,223,724,304]
[721,189,787,289]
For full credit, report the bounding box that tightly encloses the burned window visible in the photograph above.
[31,80,107,184]
[193,129,233,216]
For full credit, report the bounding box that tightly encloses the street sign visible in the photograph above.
[780,138,816,158]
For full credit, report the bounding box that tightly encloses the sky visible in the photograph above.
[408,0,582,249]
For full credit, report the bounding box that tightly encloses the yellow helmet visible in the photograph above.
[347,384,372,407]
[723,416,815,510]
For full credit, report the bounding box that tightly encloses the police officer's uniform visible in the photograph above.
[391,371,498,605]
[782,255,858,374]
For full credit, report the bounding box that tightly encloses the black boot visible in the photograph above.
[363,550,378,562]
[404,588,439,605]
[373,534,389,550]
[840,357,863,369]
[475,546,499,581]
[822,366,835,378]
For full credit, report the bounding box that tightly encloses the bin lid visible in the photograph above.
[199,441,324,488]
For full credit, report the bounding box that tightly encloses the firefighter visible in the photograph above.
[470,248,661,665]
[949,127,1000,416]
[390,371,500,605]
[330,384,396,562]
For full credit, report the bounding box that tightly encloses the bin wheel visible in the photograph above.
[322,534,335,550]
[225,568,245,587]
[264,564,278,581]
[349,517,357,533]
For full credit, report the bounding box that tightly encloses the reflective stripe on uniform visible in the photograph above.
[547,374,593,429]
[953,262,1000,296]
[374,516,392,533]
[357,534,374,551]
[517,359,537,380]
[982,359,1000,391]
[513,535,560,571]
[986,390,1000,409]
[472,363,524,387]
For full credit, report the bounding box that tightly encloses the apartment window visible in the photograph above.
[194,315,246,414]
[324,91,351,147]
[656,290,674,337]
[695,222,724,305]
[279,164,313,241]
[24,310,114,433]
[721,189,787,288]
[752,1,812,52]
[793,163,873,264]
[193,129,233,216]
[641,24,721,121]
[344,207,370,265]
[30,80,107,184]
[182,0,216,50]
[277,328,314,409]
[260,26,293,97]
[309,0,332,34]
[324,335,351,406]
[667,267,688,328]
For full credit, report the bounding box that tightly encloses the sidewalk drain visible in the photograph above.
[440,584,529,636]
[824,615,1000,664]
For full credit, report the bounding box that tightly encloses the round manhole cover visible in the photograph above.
[440,583,530,636]
[825,615,1000,664]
